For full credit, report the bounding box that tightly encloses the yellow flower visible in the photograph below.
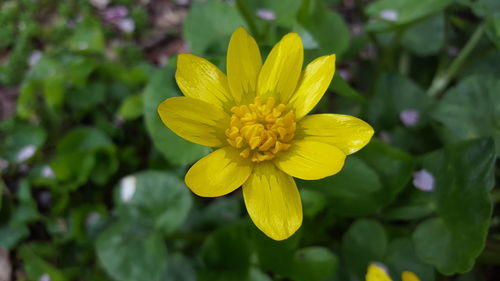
[157,27,374,240]
[366,264,421,281]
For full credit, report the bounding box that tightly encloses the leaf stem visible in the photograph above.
[427,24,485,97]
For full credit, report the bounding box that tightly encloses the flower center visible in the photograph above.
[226,97,296,162]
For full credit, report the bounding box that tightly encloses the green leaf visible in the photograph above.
[116,171,193,233]
[18,245,67,281]
[290,247,338,281]
[0,122,46,163]
[300,189,327,218]
[300,140,415,217]
[341,219,388,281]
[50,127,117,188]
[0,224,29,249]
[67,17,105,53]
[431,75,500,156]
[381,189,435,221]
[68,82,106,112]
[260,0,302,27]
[413,138,495,274]
[254,227,301,276]
[183,0,245,54]
[299,156,383,217]
[200,222,253,281]
[365,0,453,32]
[117,93,144,120]
[165,253,197,281]
[190,197,242,228]
[367,73,431,129]
[386,238,435,281]
[471,0,500,48]
[143,66,208,166]
[299,1,350,56]
[401,13,445,56]
[96,220,167,281]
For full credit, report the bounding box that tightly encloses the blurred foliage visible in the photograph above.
[0,0,499,280]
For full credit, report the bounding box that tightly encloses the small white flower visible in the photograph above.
[413,169,435,192]
[256,9,276,21]
[117,18,135,33]
[120,176,136,203]
[16,145,36,162]
[41,165,55,178]
[39,273,51,281]
[380,9,399,21]
[400,109,420,127]
[28,50,43,66]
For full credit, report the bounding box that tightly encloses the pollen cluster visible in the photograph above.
[226,97,296,162]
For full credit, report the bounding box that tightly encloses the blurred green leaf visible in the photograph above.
[117,93,144,120]
[165,252,197,281]
[51,127,117,188]
[183,0,245,54]
[300,156,384,217]
[143,66,209,166]
[0,122,46,163]
[381,189,435,221]
[401,13,445,56]
[299,1,350,56]
[254,228,300,276]
[301,140,415,217]
[67,17,105,53]
[200,222,253,281]
[290,247,338,281]
[413,138,495,274]
[300,189,327,218]
[367,73,432,129]
[19,245,67,281]
[431,75,500,156]
[96,220,167,281]
[342,219,388,281]
[365,0,453,32]
[0,224,29,249]
[386,238,435,281]
[115,171,192,233]
[68,82,106,112]
[190,197,242,228]
[471,0,500,48]
[245,0,302,28]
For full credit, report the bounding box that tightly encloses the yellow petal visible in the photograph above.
[366,264,393,281]
[289,55,336,120]
[297,114,374,155]
[157,96,229,147]
[185,146,253,197]
[242,162,302,240]
[257,33,303,103]
[274,138,346,180]
[227,27,262,104]
[402,272,420,281]
[175,54,233,110]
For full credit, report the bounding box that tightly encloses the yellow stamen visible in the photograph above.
[225,97,296,162]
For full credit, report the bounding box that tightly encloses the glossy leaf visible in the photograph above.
[413,138,495,274]
[432,75,500,156]
[96,220,167,281]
